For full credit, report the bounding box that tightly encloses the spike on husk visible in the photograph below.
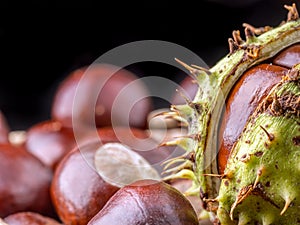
[163,3,300,225]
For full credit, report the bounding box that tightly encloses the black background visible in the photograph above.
[0,0,297,130]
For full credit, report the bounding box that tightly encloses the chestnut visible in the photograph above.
[272,43,300,69]
[0,111,10,144]
[51,63,153,129]
[218,45,300,174]
[3,212,62,225]
[23,119,77,170]
[50,141,120,225]
[87,179,199,225]
[218,63,287,173]
[0,143,54,218]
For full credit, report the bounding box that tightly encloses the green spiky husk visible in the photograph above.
[163,3,300,225]
[217,75,300,225]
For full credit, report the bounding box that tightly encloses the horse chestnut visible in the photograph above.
[3,212,62,225]
[163,6,300,224]
[218,44,300,173]
[51,63,153,129]
[23,119,77,170]
[0,143,54,218]
[272,43,300,68]
[50,141,119,225]
[217,63,285,173]
[87,179,199,225]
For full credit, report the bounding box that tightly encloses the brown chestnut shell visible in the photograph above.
[50,141,119,225]
[0,143,54,218]
[88,179,199,225]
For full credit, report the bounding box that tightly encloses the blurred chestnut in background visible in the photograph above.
[23,119,77,171]
[0,143,54,218]
[0,111,10,144]
[3,212,62,225]
[51,63,153,129]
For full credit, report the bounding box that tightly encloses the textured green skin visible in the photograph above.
[165,4,300,225]
[173,15,300,196]
[217,81,300,224]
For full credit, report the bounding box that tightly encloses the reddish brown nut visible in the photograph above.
[0,111,10,144]
[217,63,286,174]
[23,119,77,170]
[272,43,300,69]
[51,64,153,129]
[3,212,62,225]
[50,141,120,225]
[0,143,54,218]
[87,179,199,225]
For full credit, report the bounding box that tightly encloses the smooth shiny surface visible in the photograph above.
[51,64,153,129]
[88,179,199,225]
[0,143,54,218]
[24,120,77,170]
[4,212,62,225]
[51,142,119,225]
[218,64,285,174]
[272,44,300,69]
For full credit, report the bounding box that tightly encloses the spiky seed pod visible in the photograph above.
[217,66,300,225]
[163,3,300,225]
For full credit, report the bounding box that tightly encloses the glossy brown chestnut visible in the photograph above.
[87,179,199,225]
[0,111,10,144]
[272,43,300,69]
[51,64,153,129]
[217,63,287,174]
[24,119,77,170]
[50,141,119,225]
[4,212,62,225]
[217,44,300,174]
[0,143,54,218]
